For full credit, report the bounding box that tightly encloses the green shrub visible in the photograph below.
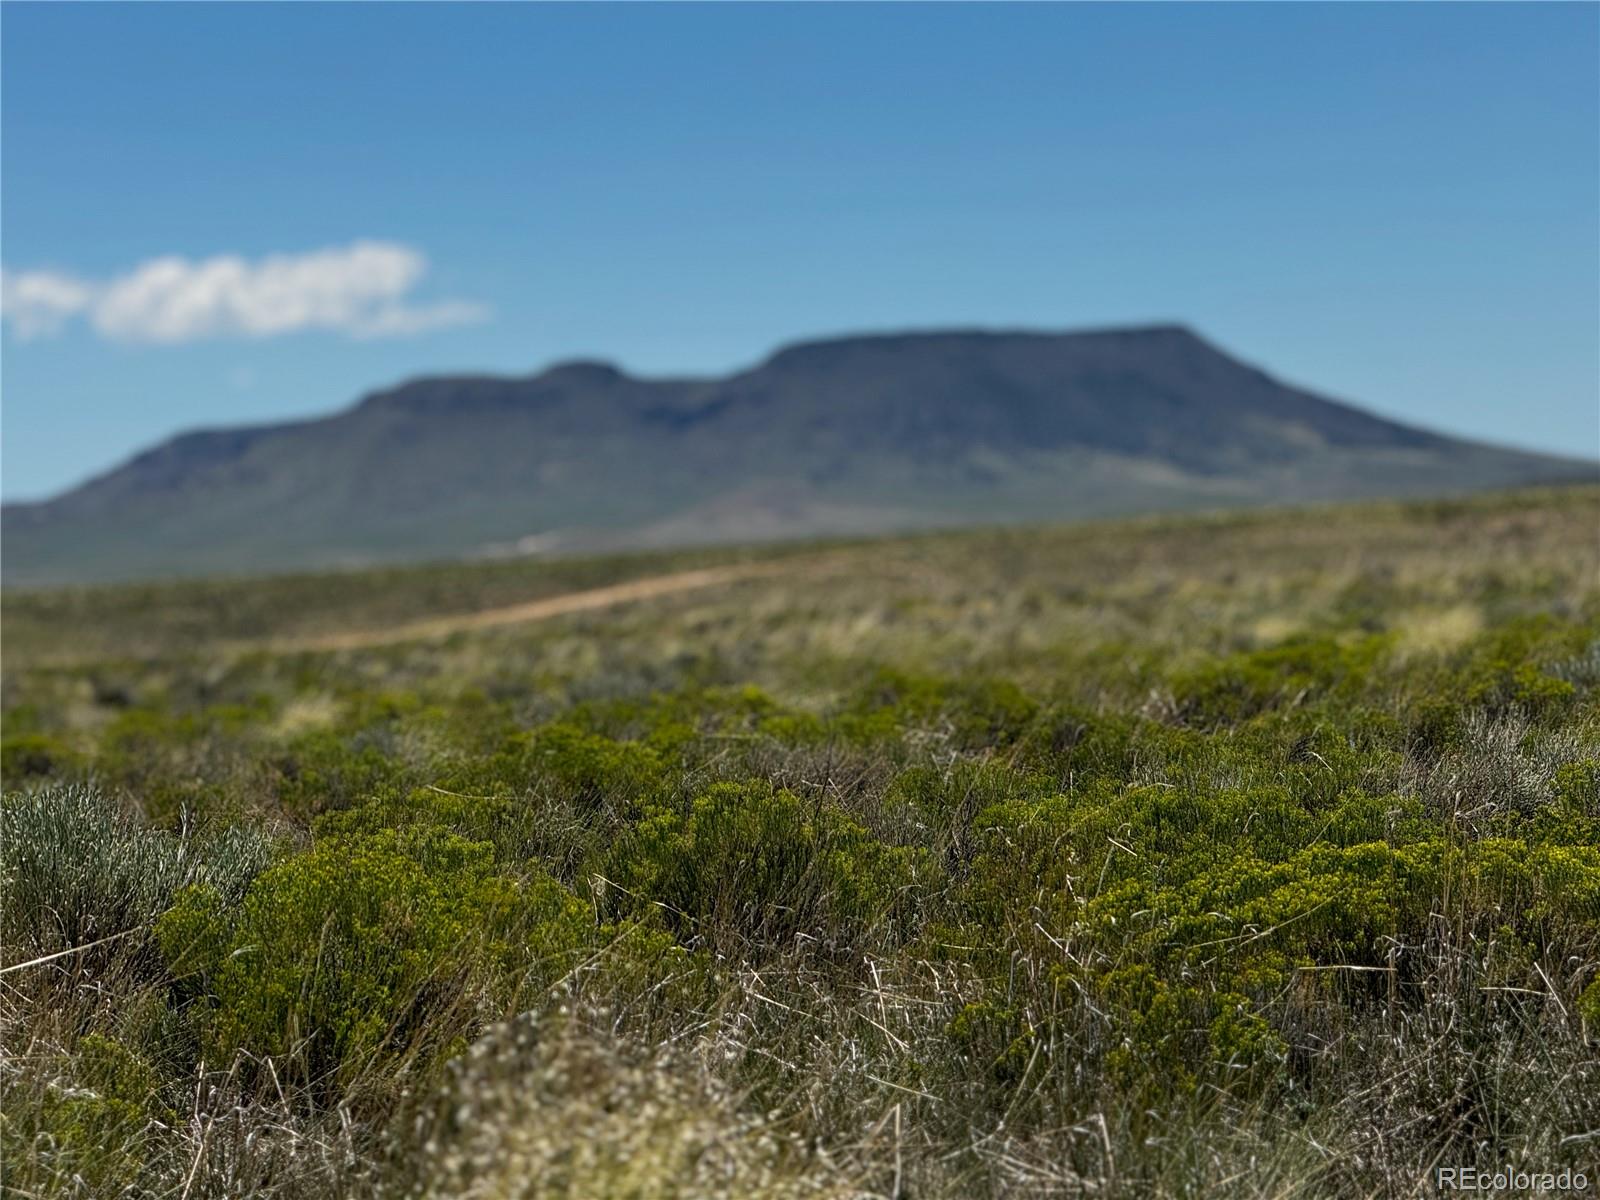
[157,825,534,1095]
[1552,759,1599,815]
[1171,635,1390,727]
[272,728,407,816]
[519,722,669,812]
[945,1000,1035,1088]
[1452,616,1589,721]
[838,669,1040,748]
[607,781,928,958]
[315,784,515,848]
[1580,977,1600,1029]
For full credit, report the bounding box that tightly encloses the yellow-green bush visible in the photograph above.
[607,781,929,958]
[1172,635,1390,727]
[517,722,670,812]
[156,826,541,1094]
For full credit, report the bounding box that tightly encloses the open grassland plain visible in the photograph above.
[3,485,1599,1198]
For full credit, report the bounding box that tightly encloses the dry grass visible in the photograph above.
[3,485,1598,1198]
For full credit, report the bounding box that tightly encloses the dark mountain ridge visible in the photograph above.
[4,324,1591,584]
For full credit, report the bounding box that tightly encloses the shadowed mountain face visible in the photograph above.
[3,325,1591,584]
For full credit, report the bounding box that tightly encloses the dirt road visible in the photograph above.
[269,560,797,653]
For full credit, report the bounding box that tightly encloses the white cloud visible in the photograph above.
[0,241,488,343]
[0,269,96,338]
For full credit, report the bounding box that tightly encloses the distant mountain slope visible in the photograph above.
[3,325,1592,584]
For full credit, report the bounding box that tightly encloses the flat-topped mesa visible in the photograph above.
[760,323,1213,372]
[359,327,1217,411]
[5,323,1591,584]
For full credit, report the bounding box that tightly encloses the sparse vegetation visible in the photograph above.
[3,486,1598,1197]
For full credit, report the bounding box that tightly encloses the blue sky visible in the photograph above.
[3,2,1596,501]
